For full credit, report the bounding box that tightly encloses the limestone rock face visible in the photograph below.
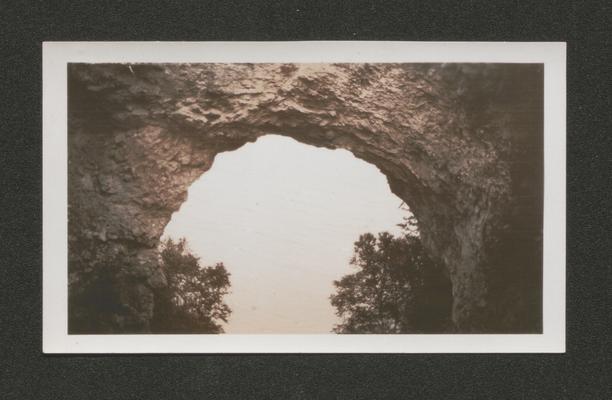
[67,63,543,333]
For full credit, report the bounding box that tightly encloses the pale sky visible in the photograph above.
[162,135,407,333]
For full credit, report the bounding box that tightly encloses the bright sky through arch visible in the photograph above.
[162,135,409,333]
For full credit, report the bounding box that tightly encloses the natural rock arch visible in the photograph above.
[67,63,543,333]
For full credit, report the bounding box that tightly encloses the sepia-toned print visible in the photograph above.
[43,42,565,352]
[67,62,543,334]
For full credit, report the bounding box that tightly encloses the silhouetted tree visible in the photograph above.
[68,253,133,333]
[330,219,452,334]
[151,238,231,333]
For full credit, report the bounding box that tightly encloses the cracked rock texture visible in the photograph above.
[67,63,543,333]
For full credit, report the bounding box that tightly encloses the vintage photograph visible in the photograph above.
[43,42,565,352]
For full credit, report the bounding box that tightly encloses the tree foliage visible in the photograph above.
[330,219,452,334]
[69,254,131,333]
[151,238,232,333]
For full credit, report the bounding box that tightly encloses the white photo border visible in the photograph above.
[43,41,566,353]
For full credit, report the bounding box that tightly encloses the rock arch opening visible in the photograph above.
[161,134,418,333]
[68,63,543,334]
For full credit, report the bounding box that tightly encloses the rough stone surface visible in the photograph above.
[67,63,543,333]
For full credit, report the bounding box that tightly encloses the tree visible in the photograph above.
[69,253,132,333]
[151,238,232,333]
[330,220,452,334]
